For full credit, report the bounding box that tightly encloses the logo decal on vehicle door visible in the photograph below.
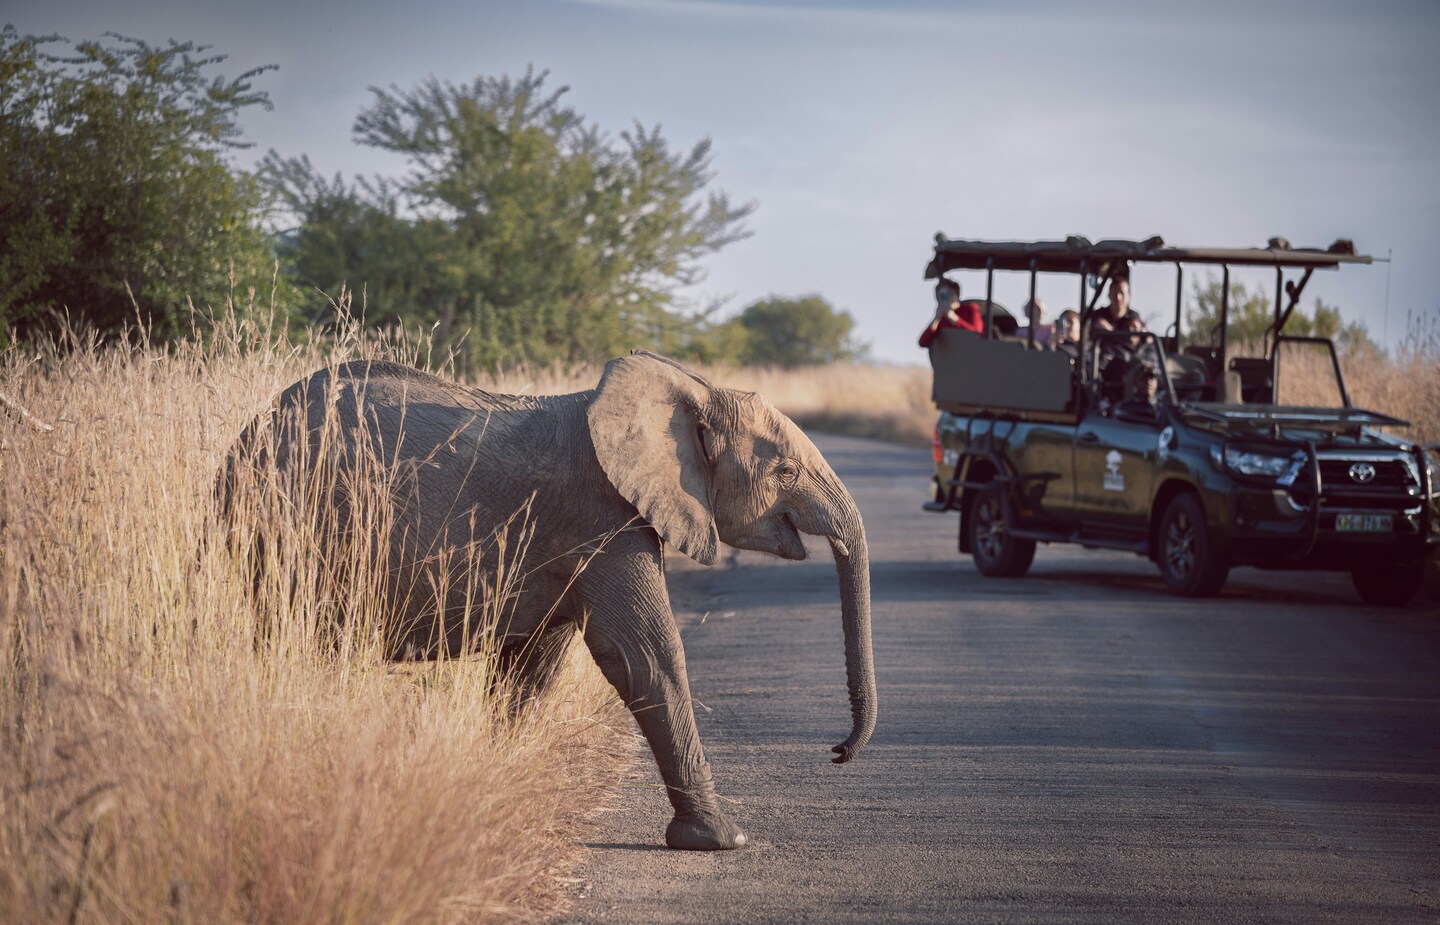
[1104,450,1125,491]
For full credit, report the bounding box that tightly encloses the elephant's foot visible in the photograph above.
[665,810,747,851]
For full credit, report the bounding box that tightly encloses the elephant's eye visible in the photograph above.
[776,461,800,485]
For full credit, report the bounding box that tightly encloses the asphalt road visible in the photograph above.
[567,433,1440,924]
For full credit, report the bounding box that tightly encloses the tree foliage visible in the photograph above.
[707,295,866,368]
[0,27,278,345]
[264,68,754,370]
[1184,276,1376,354]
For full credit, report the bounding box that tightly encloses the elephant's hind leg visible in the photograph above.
[496,621,579,713]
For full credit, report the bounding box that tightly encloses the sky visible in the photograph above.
[8,0,1440,363]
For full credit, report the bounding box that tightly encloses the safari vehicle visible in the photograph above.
[921,235,1440,605]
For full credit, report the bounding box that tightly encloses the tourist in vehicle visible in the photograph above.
[1122,312,1163,369]
[1014,299,1052,347]
[1089,276,1132,336]
[1119,310,1148,346]
[918,278,984,347]
[1052,309,1081,356]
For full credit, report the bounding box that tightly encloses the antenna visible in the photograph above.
[1383,247,1392,348]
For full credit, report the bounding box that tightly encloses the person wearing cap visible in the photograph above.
[918,278,984,348]
[1115,362,1163,422]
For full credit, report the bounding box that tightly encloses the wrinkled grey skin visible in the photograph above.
[222,352,876,851]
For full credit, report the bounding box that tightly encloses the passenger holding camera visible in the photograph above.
[918,278,984,348]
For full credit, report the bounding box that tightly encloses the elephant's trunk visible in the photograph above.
[826,504,876,764]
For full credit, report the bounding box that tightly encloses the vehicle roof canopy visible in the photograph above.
[924,235,1373,278]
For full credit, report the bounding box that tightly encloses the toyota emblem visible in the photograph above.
[1348,462,1377,484]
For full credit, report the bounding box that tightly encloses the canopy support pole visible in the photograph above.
[1026,259,1038,348]
[1174,263,1184,353]
[985,257,995,338]
[1219,264,1230,377]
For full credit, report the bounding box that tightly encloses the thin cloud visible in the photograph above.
[554,0,974,31]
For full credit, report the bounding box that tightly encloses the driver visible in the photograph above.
[1098,311,1161,408]
[1115,363,1163,421]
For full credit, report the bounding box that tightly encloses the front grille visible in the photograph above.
[1288,454,1418,510]
[1318,457,1413,491]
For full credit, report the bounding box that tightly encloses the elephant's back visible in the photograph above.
[327,359,484,409]
[330,359,456,395]
[233,358,599,526]
[331,360,555,419]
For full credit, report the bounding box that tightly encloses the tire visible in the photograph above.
[1157,493,1229,596]
[967,487,1036,578]
[1351,561,1423,608]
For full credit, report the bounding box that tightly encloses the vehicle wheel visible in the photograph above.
[1157,493,1229,596]
[1351,561,1424,608]
[967,487,1036,578]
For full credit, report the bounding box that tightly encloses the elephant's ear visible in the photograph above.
[588,352,719,566]
[626,350,713,388]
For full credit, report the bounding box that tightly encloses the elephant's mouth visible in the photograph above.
[775,511,808,561]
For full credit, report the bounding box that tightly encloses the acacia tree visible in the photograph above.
[0,28,278,345]
[264,68,754,370]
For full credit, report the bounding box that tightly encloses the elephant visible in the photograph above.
[219,351,876,851]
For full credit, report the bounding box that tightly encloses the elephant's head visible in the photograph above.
[587,351,876,762]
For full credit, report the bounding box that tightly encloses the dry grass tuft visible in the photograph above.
[0,310,634,924]
[711,363,936,447]
[1343,346,1440,446]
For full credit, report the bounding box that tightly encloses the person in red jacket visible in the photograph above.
[918,278,984,348]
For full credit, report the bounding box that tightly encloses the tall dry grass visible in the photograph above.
[0,311,633,924]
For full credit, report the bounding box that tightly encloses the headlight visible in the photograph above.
[1220,445,1307,482]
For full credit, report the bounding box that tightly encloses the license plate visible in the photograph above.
[1335,513,1393,532]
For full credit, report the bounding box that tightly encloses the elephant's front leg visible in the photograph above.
[577,541,747,851]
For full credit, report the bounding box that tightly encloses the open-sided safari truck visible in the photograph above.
[922,235,1440,605]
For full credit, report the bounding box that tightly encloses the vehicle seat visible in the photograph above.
[1182,345,1220,380]
[1228,357,1274,404]
[1220,370,1245,404]
[1164,354,1208,401]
